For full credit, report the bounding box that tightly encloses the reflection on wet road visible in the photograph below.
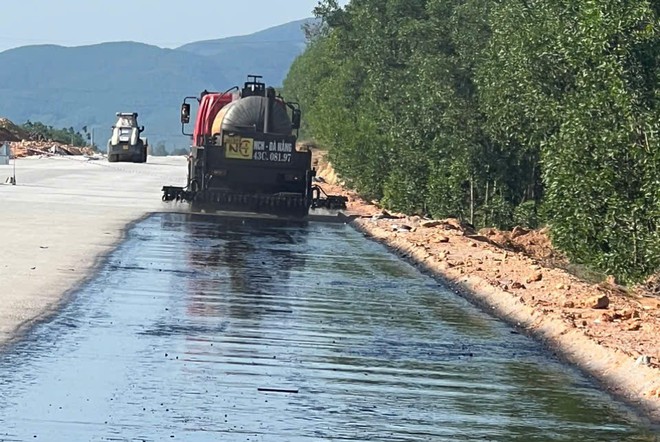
[0,213,656,441]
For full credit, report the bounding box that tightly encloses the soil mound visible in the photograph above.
[0,118,29,142]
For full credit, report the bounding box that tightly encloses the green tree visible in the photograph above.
[21,121,88,146]
[480,0,660,281]
[285,0,660,282]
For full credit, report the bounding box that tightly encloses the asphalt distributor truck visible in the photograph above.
[162,75,346,217]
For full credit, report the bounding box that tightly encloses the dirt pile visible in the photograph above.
[479,226,566,265]
[0,117,95,158]
[0,118,29,143]
[9,140,96,158]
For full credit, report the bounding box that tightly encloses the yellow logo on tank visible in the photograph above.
[224,135,254,160]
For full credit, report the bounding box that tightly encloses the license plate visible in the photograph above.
[253,140,294,163]
[253,151,292,162]
[123,146,129,150]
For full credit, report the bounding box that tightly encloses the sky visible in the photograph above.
[0,0,349,52]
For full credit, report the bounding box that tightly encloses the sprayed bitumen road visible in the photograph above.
[0,213,657,441]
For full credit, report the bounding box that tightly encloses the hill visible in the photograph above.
[0,42,227,150]
[177,18,315,86]
[0,20,312,150]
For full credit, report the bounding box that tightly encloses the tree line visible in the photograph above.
[22,121,89,147]
[150,142,188,156]
[283,0,660,282]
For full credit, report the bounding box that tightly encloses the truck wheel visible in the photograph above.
[108,154,118,163]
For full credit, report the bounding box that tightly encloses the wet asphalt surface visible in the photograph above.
[0,213,657,441]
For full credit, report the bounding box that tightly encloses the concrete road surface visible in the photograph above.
[0,155,187,345]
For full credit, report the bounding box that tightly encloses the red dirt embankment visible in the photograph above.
[313,149,660,422]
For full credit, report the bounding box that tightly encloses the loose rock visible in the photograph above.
[616,309,639,321]
[589,295,610,310]
[600,313,614,323]
[421,220,444,228]
[511,226,530,239]
[526,272,543,283]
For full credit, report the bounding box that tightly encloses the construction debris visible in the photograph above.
[0,117,95,158]
[8,140,96,158]
[0,118,29,142]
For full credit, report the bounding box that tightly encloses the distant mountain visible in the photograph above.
[0,19,312,150]
[0,42,227,148]
[178,18,315,86]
